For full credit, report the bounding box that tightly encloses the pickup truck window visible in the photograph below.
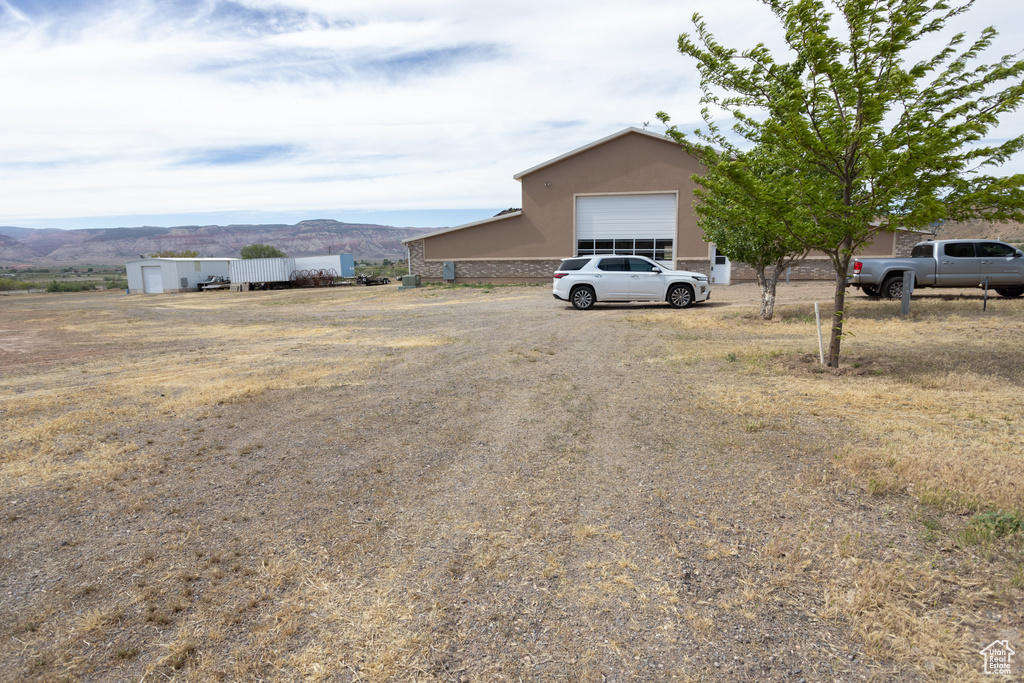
[911,243,934,258]
[943,243,976,258]
[978,242,1016,258]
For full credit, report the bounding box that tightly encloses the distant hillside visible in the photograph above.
[0,220,434,265]
[936,219,1024,243]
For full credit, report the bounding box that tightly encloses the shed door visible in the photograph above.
[142,266,163,293]
[575,194,676,267]
[710,247,731,285]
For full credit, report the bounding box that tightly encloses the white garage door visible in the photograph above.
[142,266,164,293]
[575,194,676,265]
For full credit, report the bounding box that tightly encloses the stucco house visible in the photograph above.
[404,127,925,284]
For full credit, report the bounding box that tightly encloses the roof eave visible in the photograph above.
[401,211,524,243]
[512,127,672,180]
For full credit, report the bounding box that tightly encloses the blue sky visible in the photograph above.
[2,0,1022,230]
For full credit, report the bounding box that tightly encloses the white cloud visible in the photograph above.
[1,0,1021,228]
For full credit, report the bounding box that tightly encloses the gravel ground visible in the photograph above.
[1,283,1020,681]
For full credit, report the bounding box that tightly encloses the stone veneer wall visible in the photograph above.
[895,230,926,255]
[726,231,926,281]
[407,240,562,282]
[728,259,837,281]
[409,235,924,284]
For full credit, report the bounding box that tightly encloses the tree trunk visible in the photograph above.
[755,268,773,320]
[766,267,781,320]
[827,269,846,367]
[755,267,782,320]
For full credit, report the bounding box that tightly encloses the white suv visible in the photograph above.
[552,255,711,310]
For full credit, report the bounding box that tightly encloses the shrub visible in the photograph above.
[45,280,101,292]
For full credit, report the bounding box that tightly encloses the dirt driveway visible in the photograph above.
[1,283,1021,681]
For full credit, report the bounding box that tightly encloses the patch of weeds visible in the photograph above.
[867,477,898,497]
[744,421,764,433]
[726,352,738,362]
[114,647,138,660]
[145,607,172,626]
[1012,565,1024,588]
[969,511,1023,538]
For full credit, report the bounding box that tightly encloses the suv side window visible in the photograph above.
[626,258,658,272]
[557,258,591,271]
[597,258,627,272]
[943,242,976,258]
[978,242,1016,258]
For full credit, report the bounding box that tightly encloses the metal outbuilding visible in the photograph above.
[125,254,356,293]
[125,258,233,294]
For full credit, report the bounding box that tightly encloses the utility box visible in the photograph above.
[443,261,455,282]
[399,274,421,290]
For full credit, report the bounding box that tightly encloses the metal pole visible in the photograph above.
[814,302,824,366]
[900,271,915,317]
[983,279,989,312]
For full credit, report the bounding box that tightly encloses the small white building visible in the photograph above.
[126,258,233,294]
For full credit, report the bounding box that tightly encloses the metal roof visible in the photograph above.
[512,127,674,180]
[400,211,523,244]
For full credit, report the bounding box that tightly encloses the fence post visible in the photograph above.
[900,271,915,317]
[814,302,824,365]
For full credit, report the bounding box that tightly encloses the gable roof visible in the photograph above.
[512,127,676,180]
[400,210,523,244]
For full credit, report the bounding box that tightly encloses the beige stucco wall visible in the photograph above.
[406,128,933,283]
[420,130,704,262]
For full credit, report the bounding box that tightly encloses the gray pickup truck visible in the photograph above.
[848,239,1024,298]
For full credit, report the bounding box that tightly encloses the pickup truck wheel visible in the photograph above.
[861,286,880,297]
[995,286,1024,298]
[881,277,904,299]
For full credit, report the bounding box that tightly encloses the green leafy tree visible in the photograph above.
[240,244,286,259]
[660,0,1024,366]
[148,250,199,258]
[663,138,808,319]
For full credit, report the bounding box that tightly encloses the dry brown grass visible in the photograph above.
[0,283,1021,681]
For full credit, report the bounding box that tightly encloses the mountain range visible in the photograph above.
[0,220,435,265]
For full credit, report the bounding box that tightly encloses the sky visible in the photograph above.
[1,0,1022,231]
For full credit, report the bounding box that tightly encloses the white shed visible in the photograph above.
[126,258,233,294]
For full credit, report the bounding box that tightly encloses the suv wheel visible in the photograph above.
[570,286,595,310]
[667,284,694,309]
